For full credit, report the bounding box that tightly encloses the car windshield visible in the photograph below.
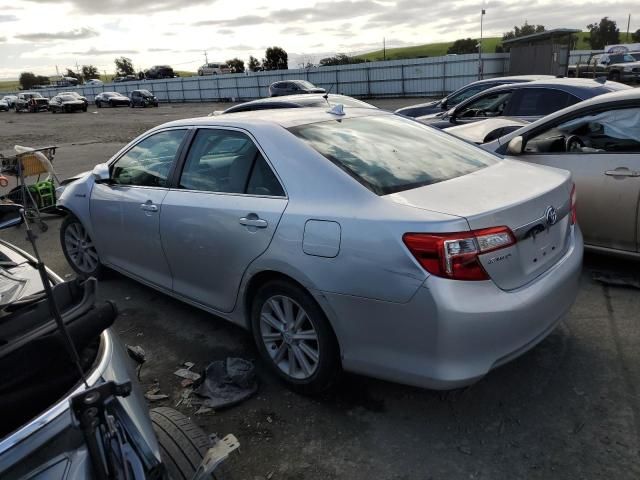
[296,81,316,89]
[27,93,43,98]
[138,90,153,96]
[103,92,119,97]
[59,95,76,101]
[289,115,499,195]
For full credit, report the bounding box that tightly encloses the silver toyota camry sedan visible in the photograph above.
[57,107,583,393]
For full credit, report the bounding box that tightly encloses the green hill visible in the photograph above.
[355,32,592,62]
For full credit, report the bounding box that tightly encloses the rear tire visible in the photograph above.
[150,407,230,480]
[251,279,341,394]
[96,101,102,108]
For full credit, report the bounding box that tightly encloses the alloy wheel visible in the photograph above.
[64,221,99,273]
[259,295,320,380]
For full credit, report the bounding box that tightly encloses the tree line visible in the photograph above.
[447,18,640,55]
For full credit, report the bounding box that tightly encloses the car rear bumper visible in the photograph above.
[321,226,583,390]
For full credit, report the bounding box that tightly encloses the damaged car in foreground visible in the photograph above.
[0,204,237,479]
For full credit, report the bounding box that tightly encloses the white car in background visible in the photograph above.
[197,62,231,75]
[84,79,104,86]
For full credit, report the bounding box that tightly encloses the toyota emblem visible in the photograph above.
[545,206,558,226]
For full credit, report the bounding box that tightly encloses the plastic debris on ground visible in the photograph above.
[193,357,258,410]
[144,385,169,402]
[126,345,146,364]
[174,368,201,382]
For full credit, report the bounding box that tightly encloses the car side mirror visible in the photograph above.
[92,163,110,183]
[507,136,524,155]
[0,203,25,230]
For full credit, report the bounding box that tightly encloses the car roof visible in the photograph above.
[474,74,555,85]
[232,94,359,106]
[159,107,390,131]
[464,77,631,100]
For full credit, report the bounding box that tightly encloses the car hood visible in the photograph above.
[446,118,529,144]
[62,100,85,105]
[0,241,43,306]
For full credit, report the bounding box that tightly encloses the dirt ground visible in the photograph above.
[1,101,640,479]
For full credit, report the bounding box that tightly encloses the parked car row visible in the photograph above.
[0,90,160,112]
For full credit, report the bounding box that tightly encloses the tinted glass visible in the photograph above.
[510,89,577,116]
[456,91,513,118]
[112,130,186,187]
[180,129,283,195]
[296,81,316,89]
[609,54,635,63]
[289,115,499,195]
[59,95,76,101]
[447,85,489,105]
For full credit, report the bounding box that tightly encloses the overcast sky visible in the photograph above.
[0,0,637,79]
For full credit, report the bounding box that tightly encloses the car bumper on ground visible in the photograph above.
[320,226,583,390]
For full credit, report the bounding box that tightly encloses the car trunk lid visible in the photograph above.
[389,160,573,290]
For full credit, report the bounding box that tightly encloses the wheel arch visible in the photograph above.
[241,269,344,355]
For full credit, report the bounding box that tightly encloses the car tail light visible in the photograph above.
[570,183,577,225]
[403,226,516,281]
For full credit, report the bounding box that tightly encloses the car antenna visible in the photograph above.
[322,83,335,105]
[21,208,89,387]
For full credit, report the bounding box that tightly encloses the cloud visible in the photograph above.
[70,47,139,55]
[0,36,6,43]
[194,1,376,27]
[0,15,18,22]
[15,27,99,42]
[148,48,171,52]
[23,0,218,14]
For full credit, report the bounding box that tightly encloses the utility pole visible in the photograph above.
[383,37,386,61]
[626,14,631,42]
[479,9,486,80]
[204,50,208,64]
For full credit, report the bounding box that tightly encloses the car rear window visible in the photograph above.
[289,114,500,195]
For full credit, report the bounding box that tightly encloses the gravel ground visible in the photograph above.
[1,100,639,480]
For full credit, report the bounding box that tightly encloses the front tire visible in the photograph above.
[60,215,102,278]
[96,101,102,108]
[251,279,341,394]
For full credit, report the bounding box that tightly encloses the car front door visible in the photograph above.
[515,106,640,252]
[90,128,188,288]
[160,127,288,312]
[451,89,515,125]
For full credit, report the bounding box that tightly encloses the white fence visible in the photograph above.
[1,53,510,103]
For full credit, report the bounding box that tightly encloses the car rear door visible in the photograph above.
[515,105,640,252]
[160,127,288,312]
[90,128,189,288]
[504,87,581,122]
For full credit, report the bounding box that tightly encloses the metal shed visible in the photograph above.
[503,28,580,76]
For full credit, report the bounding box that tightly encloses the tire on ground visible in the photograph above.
[150,407,230,480]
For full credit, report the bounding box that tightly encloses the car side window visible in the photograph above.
[179,129,284,196]
[508,89,579,117]
[456,90,513,118]
[111,130,186,187]
[447,85,488,106]
[524,107,640,154]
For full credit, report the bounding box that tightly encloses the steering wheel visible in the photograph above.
[565,135,585,153]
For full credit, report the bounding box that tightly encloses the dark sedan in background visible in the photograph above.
[395,75,554,118]
[418,78,630,130]
[95,91,131,108]
[268,80,326,97]
[49,94,87,113]
[130,89,159,107]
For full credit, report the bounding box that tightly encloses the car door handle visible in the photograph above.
[605,169,640,177]
[140,203,159,212]
[239,217,268,228]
